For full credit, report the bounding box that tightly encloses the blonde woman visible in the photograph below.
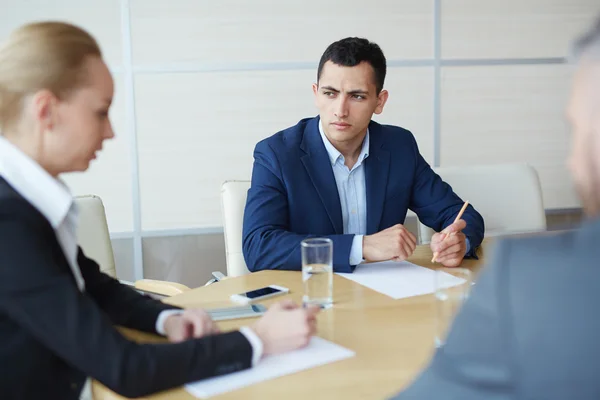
[0,21,318,399]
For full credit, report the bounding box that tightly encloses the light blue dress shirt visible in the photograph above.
[318,121,367,265]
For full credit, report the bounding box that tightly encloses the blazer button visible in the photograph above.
[71,383,77,390]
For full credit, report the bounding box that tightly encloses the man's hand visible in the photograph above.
[363,224,417,262]
[250,300,319,356]
[164,309,220,343]
[430,219,468,267]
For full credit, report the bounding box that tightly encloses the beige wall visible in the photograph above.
[1,1,596,284]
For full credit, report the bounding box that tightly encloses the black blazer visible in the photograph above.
[0,178,252,399]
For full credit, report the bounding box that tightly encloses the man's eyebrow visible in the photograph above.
[320,86,340,92]
[347,89,368,95]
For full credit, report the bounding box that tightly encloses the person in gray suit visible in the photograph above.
[390,16,600,400]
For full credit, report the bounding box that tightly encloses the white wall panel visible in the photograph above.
[135,69,315,230]
[130,0,433,65]
[0,0,123,67]
[440,64,580,209]
[442,0,598,59]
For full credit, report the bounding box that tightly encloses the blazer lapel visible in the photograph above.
[365,123,390,234]
[300,118,344,234]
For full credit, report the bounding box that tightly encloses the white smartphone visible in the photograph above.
[230,285,290,304]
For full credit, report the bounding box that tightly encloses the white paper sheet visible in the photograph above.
[184,337,355,398]
[337,260,465,299]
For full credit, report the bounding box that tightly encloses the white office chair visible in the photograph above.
[74,195,190,297]
[75,195,192,400]
[220,181,252,277]
[417,164,547,244]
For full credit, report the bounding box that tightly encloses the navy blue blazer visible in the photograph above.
[242,117,484,273]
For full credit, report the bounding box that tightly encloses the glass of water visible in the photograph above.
[301,238,333,309]
[434,268,472,348]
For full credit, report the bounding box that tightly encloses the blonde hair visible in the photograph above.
[0,21,102,133]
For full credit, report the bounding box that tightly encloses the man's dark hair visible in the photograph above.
[317,37,387,94]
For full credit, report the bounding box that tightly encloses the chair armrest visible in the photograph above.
[120,279,190,297]
[204,271,228,286]
[135,279,190,297]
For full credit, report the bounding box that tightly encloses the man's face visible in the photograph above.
[566,62,600,217]
[313,61,388,145]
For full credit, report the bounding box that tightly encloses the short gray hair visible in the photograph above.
[571,16,600,62]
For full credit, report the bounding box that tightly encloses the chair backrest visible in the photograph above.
[418,164,547,244]
[74,195,117,277]
[220,181,251,277]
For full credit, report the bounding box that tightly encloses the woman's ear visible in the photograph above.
[31,90,58,131]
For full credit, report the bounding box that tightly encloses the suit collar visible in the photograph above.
[300,117,344,233]
[364,121,390,234]
[299,117,321,156]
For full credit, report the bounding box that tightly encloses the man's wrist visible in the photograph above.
[362,234,371,261]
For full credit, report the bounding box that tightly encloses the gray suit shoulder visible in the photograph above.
[495,222,598,273]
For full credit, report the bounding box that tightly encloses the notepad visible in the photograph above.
[184,337,355,398]
[337,260,464,299]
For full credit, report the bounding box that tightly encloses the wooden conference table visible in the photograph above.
[92,242,488,400]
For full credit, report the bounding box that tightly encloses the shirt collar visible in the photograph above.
[318,119,369,166]
[0,136,73,228]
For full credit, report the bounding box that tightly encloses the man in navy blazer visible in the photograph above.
[243,38,484,273]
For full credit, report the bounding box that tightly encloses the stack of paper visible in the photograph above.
[337,260,465,299]
[185,337,355,398]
